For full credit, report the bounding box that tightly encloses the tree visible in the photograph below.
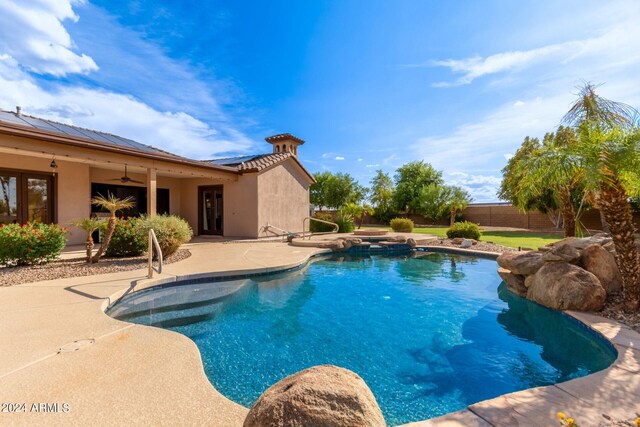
[393,161,443,213]
[563,82,637,129]
[90,193,135,262]
[339,202,374,229]
[416,183,450,222]
[444,186,472,226]
[71,217,103,263]
[310,172,367,210]
[369,170,395,221]
[572,123,640,309]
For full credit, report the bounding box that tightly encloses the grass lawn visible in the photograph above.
[365,226,562,249]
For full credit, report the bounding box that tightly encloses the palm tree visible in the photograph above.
[339,202,374,229]
[445,186,472,226]
[90,193,135,262]
[562,82,638,129]
[572,124,640,308]
[71,217,103,263]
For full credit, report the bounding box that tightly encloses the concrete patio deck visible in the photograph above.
[1,239,639,426]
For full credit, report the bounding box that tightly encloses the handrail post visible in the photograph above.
[147,229,163,278]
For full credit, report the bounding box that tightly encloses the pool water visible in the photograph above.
[109,253,616,425]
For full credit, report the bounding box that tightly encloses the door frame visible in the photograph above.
[0,167,56,224]
[197,185,223,235]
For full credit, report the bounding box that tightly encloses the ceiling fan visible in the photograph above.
[109,165,144,184]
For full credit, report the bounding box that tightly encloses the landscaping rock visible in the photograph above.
[541,243,581,264]
[580,244,622,294]
[243,365,386,427]
[498,267,527,297]
[496,251,544,276]
[406,238,417,248]
[546,237,592,251]
[526,262,606,311]
[388,235,407,243]
[451,238,464,245]
[460,239,473,248]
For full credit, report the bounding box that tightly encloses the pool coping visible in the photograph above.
[1,242,639,426]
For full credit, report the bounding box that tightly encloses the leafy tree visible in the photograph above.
[90,193,135,262]
[369,170,395,221]
[393,161,443,213]
[417,183,450,222]
[310,172,367,210]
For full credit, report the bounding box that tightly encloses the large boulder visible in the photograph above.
[496,251,544,276]
[498,267,527,297]
[580,244,622,293]
[541,243,581,264]
[546,237,592,251]
[526,262,606,311]
[244,365,386,427]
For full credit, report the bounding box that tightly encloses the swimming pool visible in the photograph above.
[108,253,616,425]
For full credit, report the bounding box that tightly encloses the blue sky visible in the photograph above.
[1,1,639,201]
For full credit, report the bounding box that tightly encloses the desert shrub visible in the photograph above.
[0,223,67,266]
[310,212,336,233]
[138,214,193,257]
[106,217,146,257]
[390,217,414,232]
[335,215,355,233]
[446,221,481,240]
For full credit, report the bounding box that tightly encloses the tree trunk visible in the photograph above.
[92,216,115,262]
[599,209,611,234]
[85,236,94,264]
[558,187,576,237]
[599,181,640,309]
[450,208,456,227]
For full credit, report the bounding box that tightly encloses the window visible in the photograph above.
[0,169,54,225]
[91,183,170,216]
[275,145,280,153]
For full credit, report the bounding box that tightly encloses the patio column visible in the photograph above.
[146,167,157,216]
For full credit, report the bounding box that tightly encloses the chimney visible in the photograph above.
[15,106,21,116]
[264,133,305,157]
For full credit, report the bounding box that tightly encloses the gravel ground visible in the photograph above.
[0,249,191,287]
[427,237,513,253]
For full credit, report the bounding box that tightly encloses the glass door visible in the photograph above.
[25,177,50,223]
[0,169,54,225]
[199,186,223,235]
[0,174,18,224]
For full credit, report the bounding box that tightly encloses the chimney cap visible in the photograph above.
[265,133,305,145]
[15,106,21,116]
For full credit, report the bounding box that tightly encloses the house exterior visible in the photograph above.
[0,109,314,245]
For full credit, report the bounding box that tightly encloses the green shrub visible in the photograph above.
[446,221,481,240]
[310,212,336,233]
[335,215,355,233]
[106,217,146,257]
[138,214,193,257]
[390,217,414,232]
[0,223,67,266]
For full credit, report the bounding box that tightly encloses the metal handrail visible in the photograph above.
[147,229,163,278]
[302,216,339,240]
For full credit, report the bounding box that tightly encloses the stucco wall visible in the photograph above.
[179,176,258,238]
[257,160,311,235]
[0,153,91,244]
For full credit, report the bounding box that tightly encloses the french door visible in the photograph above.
[198,186,223,235]
[0,169,55,225]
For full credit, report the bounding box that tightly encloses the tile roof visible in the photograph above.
[0,109,182,158]
[265,133,305,145]
[207,152,294,171]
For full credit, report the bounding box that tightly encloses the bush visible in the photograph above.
[106,217,146,257]
[390,217,414,232]
[0,223,67,266]
[335,215,355,233]
[446,221,481,240]
[310,212,336,233]
[138,214,193,257]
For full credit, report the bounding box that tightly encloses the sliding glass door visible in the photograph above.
[198,186,223,235]
[0,169,54,225]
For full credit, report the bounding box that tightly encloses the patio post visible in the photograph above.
[147,167,157,216]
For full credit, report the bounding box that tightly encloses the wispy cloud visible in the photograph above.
[0,1,253,159]
[335,156,345,160]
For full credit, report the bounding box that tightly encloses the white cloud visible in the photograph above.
[365,164,379,168]
[357,158,363,162]
[445,172,502,203]
[335,156,345,160]
[0,0,98,76]
[0,1,252,159]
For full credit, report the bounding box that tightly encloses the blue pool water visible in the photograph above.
[109,253,616,425]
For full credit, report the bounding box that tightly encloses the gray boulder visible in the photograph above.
[526,262,606,311]
[496,251,544,276]
[244,365,386,427]
[541,243,581,264]
[460,239,473,248]
[580,244,622,293]
[498,267,527,297]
